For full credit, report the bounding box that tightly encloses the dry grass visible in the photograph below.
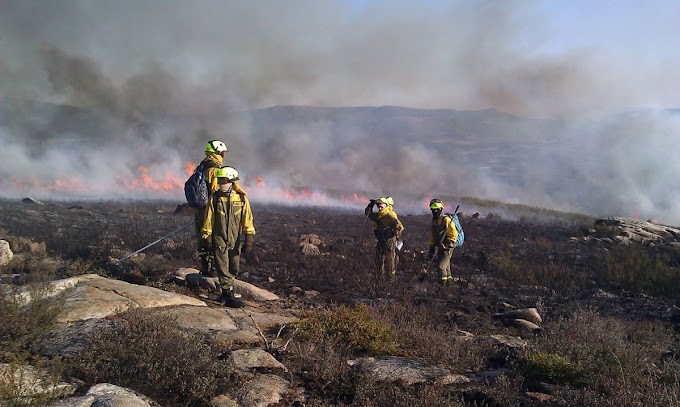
[1,198,679,406]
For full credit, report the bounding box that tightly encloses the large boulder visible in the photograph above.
[0,240,13,266]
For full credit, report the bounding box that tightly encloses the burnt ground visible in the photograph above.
[2,198,680,405]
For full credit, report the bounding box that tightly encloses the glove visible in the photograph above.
[365,200,375,215]
[243,234,259,265]
[201,233,211,241]
[244,234,255,252]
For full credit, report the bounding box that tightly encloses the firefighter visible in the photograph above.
[200,166,255,307]
[428,199,458,287]
[194,140,247,275]
[365,196,404,278]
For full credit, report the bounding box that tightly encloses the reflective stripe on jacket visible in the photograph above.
[202,190,255,249]
[429,214,458,249]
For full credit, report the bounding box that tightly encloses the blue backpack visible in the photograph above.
[446,212,465,247]
[184,161,217,208]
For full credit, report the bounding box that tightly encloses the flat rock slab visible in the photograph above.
[153,305,238,331]
[228,349,287,372]
[347,356,470,386]
[40,274,206,323]
[49,383,157,407]
[236,374,290,407]
[225,308,298,332]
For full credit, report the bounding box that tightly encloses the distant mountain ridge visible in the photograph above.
[4,99,679,223]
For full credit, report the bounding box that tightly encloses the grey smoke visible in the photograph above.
[1,1,679,224]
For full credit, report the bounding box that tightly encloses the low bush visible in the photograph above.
[518,352,582,385]
[70,307,227,406]
[0,271,65,406]
[598,245,680,300]
[295,304,400,355]
[524,309,678,405]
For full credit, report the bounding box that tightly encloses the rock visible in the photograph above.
[526,391,552,402]
[209,394,239,407]
[236,374,290,407]
[186,273,220,291]
[0,239,13,266]
[510,318,542,331]
[22,197,44,205]
[228,349,287,373]
[0,363,75,400]
[50,383,158,407]
[33,318,115,357]
[347,356,470,386]
[476,335,528,349]
[299,242,320,256]
[233,279,280,301]
[153,305,239,331]
[17,274,206,323]
[300,234,322,245]
[493,308,542,324]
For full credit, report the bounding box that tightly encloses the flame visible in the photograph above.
[117,165,184,191]
[9,177,88,194]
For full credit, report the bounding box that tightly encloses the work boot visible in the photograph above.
[218,286,243,308]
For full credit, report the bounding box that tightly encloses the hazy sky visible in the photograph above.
[1,0,679,224]
[2,0,678,115]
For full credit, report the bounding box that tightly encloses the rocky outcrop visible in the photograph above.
[493,308,543,331]
[0,240,13,266]
[574,217,680,245]
[48,383,157,407]
[0,363,75,401]
[347,356,470,386]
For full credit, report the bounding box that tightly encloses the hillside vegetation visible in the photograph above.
[1,198,679,406]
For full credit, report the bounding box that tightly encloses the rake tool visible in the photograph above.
[115,221,193,264]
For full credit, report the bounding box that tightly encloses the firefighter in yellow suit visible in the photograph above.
[428,199,458,287]
[201,166,255,307]
[195,140,247,275]
[365,196,404,278]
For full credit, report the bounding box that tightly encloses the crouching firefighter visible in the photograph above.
[201,166,256,307]
[365,196,404,279]
[428,199,458,287]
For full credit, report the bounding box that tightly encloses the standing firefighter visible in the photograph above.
[365,196,404,278]
[201,166,256,308]
[428,199,458,287]
[194,140,247,275]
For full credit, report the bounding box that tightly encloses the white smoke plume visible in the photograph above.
[1,1,679,224]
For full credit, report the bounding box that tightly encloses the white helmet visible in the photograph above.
[205,140,228,154]
[216,166,239,182]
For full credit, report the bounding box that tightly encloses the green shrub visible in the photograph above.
[599,245,680,300]
[518,352,582,384]
[295,304,399,355]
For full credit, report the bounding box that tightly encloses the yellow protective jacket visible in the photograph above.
[429,214,458,249]
[202,189,256,250]
[368,205,404,241]
[202,152,247,195]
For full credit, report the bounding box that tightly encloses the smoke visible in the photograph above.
[1,1,679,224]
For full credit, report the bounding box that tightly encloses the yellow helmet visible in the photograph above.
[429,199,444,210]
[205,140,228,154]
[377,196,394,206]
[216,166,239,181]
